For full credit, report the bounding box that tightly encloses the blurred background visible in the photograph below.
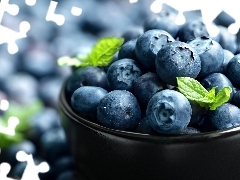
[0,0,240,179]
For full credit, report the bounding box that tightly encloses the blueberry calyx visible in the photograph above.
[153,102,175,126]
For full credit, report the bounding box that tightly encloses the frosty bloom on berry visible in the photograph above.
[146,89,192,134]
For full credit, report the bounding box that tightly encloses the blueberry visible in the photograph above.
[177,18,209,42]
[221,49,234,73]
[135,116,157,135]
[155,41,201,86]
[188,36,224,78]
[225,54,240,88]
[146,89,192,134]
[133,72,166,109]
[97,90,141,131]
[71,86,108,121]
[188,100,208,127]
[135,29,175,71]
[107,58,142,91]
[65,66,108,99]
[3,73,39,105]
[118,39,137,60]
[38,77,64,108]
[231,90,240,108]
[40,127,70,164]
[26,107,61,147]
[200,73,234,101]
[0,54,16,88]
[143,14,180,38]
[218,26,237,54]
[20,47,58,79]
[121,27,143,43]
[205,103,240,130]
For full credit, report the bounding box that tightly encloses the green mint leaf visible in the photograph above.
[196,87,216,108]
[57,37,124,68]
[177,77,214,103]
[87,37,124,66]
[207,87,216,99]
[177,77,232,110]
[209,86,232,110]
[57,55,90,67]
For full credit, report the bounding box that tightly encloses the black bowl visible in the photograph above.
[59,83,240,180]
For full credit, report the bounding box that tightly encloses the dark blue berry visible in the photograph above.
[143,14,179,38]
[133,72,166,109]
[40,128,70,164]
[231,90,240,108]
[188,100,208,127]
[200,73,234,101]
[20,48,58,79]
[155,41,201,86]
[107,58,142,91]
[188,36,224,78]
[205,103,240,130]
[118,39,137,60]
[121,27,143,43]
[97,90,141,131]
[71,86,108,121]
[135,29,175,71]
[218,26,237,54]
[225,54,240,88]
[221,49,234,73]
[65,66,108,99]
[135,116,157,135]
[177,19,209,42]
[26,108,61,147]
[146,89,192,134]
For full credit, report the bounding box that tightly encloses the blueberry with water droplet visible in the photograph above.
[146,89,192,134]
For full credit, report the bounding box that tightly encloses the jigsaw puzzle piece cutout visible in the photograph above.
[25,0,37,6]
[46,0,82,26]
[16,151,49,180]
[46,0,65,26]
[0,162,15,180]
[0,0,31,54]
[0,21,30,54]
[0,0,19,20]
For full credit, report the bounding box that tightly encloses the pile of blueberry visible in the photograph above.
[0,0,155,179]
[66,8,240,136]
[1,0,240,179]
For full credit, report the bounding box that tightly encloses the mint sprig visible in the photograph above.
[177,77,232,110]
[57,37,124,68]
[0,100,43,149]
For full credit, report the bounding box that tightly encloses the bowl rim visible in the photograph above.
[59,82,240,143]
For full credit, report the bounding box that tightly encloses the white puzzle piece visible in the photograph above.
[16,151,49,180]
[0,150,49,180]
[0,162,16,180]
[0,0,31,54]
